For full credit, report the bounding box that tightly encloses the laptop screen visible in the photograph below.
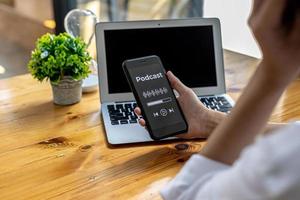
[104,26,217,94]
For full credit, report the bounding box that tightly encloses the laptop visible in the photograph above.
[95,18,234,145]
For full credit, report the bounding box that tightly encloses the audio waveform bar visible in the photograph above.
[142,87,168,99]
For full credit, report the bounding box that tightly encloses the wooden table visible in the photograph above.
[1,51,300,200]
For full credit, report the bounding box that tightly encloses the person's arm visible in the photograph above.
[201,64,288,164]
[201,0,300,165]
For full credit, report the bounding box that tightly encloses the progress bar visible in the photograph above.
[147,97,172,107]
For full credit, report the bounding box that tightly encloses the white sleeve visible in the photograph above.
[161,123,300,200]
[160,154,230,200]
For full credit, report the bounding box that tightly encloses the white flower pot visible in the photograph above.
[51,76,82,105]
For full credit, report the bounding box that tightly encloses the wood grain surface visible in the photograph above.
[0,50,299,200]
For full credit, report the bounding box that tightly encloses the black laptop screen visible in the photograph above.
[104,26,217,94]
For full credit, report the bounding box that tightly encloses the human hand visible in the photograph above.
[248,0,300,85]
[134,71,225,139]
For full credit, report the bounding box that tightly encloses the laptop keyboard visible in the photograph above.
[199,96,232,113]
[107,96,232,125]
[107,103,138,125]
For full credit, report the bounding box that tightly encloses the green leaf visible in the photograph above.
[27,32,92,83]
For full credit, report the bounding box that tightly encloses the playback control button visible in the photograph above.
[152,107,175,118]
[168,108,174,113]
[160,109,168,116]
[153,112,159,117]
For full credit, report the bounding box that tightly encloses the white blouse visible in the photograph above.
[161,123,300,200]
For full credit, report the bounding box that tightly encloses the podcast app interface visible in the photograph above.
[128,63,184,130]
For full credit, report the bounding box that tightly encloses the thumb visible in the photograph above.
[166,71,189,95]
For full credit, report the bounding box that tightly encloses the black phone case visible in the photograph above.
[122,55,187,140]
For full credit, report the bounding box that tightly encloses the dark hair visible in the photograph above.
[282,0,300,32]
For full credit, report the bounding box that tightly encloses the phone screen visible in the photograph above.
[123,56,187,139]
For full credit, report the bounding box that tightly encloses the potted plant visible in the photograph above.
[28,33,92,105]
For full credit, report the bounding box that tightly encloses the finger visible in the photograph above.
[138,118,146,127]
[166,71,189,95]
[134,107,142,116]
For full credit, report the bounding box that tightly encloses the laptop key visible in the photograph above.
[129,119,137,123]
[107,105,115,110]
[109,108,120,113]
[120,120,128,124]
[110,111,124,116]
[110,112,123,117]
[222,104,232,108]
[111,116,128,120]
[116,104,124,110]
[131,115,138,120]
[111,121,119,125]
[217,97,226,102]
[125,103,132,109]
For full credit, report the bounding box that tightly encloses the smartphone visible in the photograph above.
[122,55,188,140]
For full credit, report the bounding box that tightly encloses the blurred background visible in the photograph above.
[0,0,259,80]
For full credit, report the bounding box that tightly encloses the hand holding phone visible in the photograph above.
[123,55,188,140]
